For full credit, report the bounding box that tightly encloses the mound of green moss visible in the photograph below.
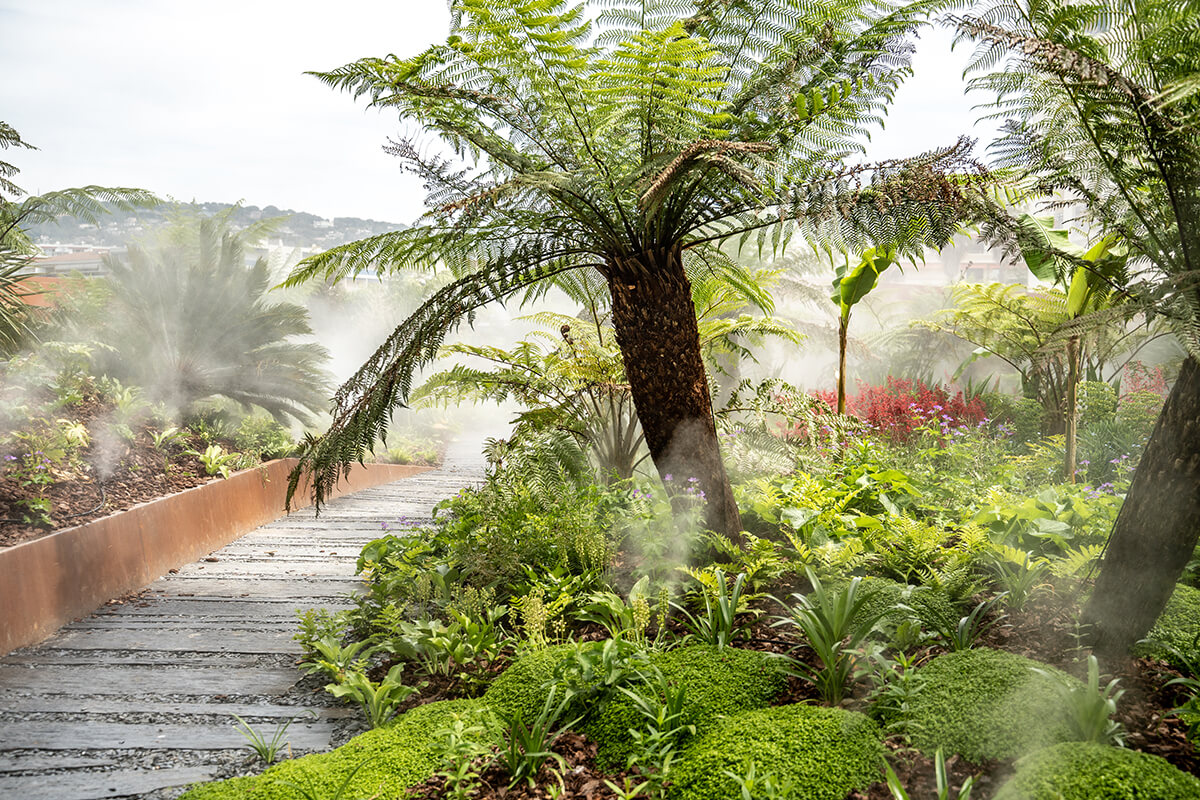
[588,645,786,769]
[667,703,884,800]
[481,642,577,721]
[179,699,492,800]
[852,577,958,631]
[1134,583,1200,671]
[900,648,1080,762]
[994,742,1200,799]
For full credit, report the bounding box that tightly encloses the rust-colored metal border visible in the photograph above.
[0,460,431,656]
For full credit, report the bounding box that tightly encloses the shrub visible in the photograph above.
[588,645,786,769]
[994,742,1200,800]
[900,648,1080,762]
[822,377,986,444]
[1134,583,1200,671]
[178,699,492,800]
[481,643,577,722]
[667,703,884,800]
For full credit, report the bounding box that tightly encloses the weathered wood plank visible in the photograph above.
[0,665,300,696]
[24,628,297,655]
[0,765,218,799]
[0,720,335,751]
[0,697,350,719]
[0,755,116,774]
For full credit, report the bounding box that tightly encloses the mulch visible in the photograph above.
[0,414,213,548]
[407,732,638,800]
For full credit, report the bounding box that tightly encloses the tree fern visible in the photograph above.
[287,0,987,530]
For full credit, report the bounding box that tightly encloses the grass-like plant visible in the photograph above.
[231,711,315,764]
[324,664,421,729]
[928,595,1007,652]
[774,569,890,704]
[496,689,577,788]
[884,749,974,799]
[675,569,751,649]
[1031,655,1125,746]
[989,551,1051,611]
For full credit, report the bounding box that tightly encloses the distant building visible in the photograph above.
[23,249,114,277]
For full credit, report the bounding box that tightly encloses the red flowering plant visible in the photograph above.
[819,377,987,445]
[1121,360,1168,398]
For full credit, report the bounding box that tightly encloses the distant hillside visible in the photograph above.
[26,201,406,251]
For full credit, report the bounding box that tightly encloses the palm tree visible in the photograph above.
[97,216,331,424]
[283,0,977,534]
[953,0,1200,656]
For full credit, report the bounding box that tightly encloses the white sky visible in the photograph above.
[0,1,995,225]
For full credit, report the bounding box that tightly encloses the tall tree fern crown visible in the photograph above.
[284,0,979,509]
[954,0,1200,352]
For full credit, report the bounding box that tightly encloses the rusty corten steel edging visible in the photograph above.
[0,460,431,656]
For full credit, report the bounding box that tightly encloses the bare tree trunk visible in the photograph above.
[837,316,849,415]
[606,247,742,541]
[1064,334,1080,483]
[1083,356,1200,660]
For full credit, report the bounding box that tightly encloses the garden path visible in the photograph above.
[0,438,488,800]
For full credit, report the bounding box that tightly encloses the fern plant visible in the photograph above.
[282,0,984,538]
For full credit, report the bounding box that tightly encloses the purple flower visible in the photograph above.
[664,473,673,482]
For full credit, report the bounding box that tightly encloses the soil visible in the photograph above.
[407,732,639,800]
[0,396,217,547]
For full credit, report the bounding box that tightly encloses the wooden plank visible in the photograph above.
[0,755,116,774]
[0,697,351,719]
[0,665,299,696]
[0,765,218,799]
[86,599,352,617]
[144,577,362,597]
[0,720,335,751]
[25,628,297,655]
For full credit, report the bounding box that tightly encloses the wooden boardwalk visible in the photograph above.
[0,441,486,799]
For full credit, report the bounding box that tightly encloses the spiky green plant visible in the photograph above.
[95,215,331,424]
[282,0,981,534]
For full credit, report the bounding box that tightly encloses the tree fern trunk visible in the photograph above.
[606,248,742,542]
[1083,356,1200,659]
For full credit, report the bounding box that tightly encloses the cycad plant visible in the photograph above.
[283,0,979,534]
[96,216,330,424]
[952,0,1200,655]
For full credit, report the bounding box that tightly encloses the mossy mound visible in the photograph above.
[178,699,492,800]
[852,577,958,631]
[587,645,786,769]
[481,643,577,721]
[667,703,884,800]
[994,742,1200,799]
[1134,583,1200,672]
[901,648,1080,762]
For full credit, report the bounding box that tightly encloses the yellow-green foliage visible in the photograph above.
[901,648,1080,762]
[178,699,491,800]
[481,643,576,721]
[667,704,884,800]
[994,742,1200,800]
[1134,583,1200,671]
[588,645,786,769]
